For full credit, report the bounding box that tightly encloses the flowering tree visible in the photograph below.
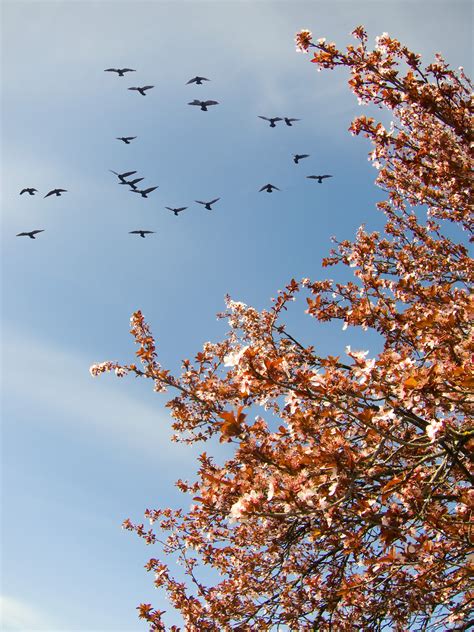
[91,28,473,631]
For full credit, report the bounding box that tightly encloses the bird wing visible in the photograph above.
[186,77,198,84]
[128,178,144,185]
[44,191,54,197]
[20,189,27,194]
[120,68,136,72]
[121,171,137,179]
[16,232,29,236]
[188,100,202,106]
[209,198,220,204]
[259,185,269,191]
[286,118,300,122]
[272,117,283,122]
[142,86,154,90]
[306,176,318,179]
[31,230,45,235]
[128,87,139,91]
[104,68,118,72]
[258,116,270,121]
[57,189,67,193]
[142,187,158,194]
[321,175,333,179]
[125,137,137,140]
[299,154,310,159]
[176,207,187,211]
[195,200,205,205]
[203,100,218,106]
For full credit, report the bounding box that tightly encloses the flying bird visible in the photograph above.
[186,76,210,85]
[44,189,67,197]
[188,99,218,111]
[165,207,188,216]
[116,136,137,144]
[259,184,280,193]
[195,198,220,210]
[119,177,144,190]
[129,230,155,238]
[132,186,158,198]
[104,68,136,76]
[110,170,137,182]
[293,154,310,164]
[284,117,300,126]
[20,188,38,195]
[16,230,45,239]
[128,86,154,96]
[258,116,282,127]
[307,175,333,183]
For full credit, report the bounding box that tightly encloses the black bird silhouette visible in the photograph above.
[119,177,144,190]
[188,99,218,111]
[129,230,155,238]
[284,117,300,126]
[116,136,137,144]
[44,188,67,198]
[110,170,138,182]
[258,116,282,127]
[16,230,45,239]
[20,188,38,195]
[166,206,188,216]
[293,154,310,164]
[132,186,158,198]
[104,68,136,76]
[187,76,210,85]
[259,184,280,193]
[128,86,154,96]
[307,175,333,183]
[195,198,220,210]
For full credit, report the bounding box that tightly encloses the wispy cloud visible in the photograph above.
[3,326,193,463]
[0,594,58,631]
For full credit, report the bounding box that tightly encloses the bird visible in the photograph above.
[16,230,45,239]
[116,136,137,144]
[129,230,155,238]
[104,68,136,76]
[186,76,210,85]
[128,86,154,96]
[284,117,300,126]
[259,184,280,193]
[307,175,333,183]
[132,186,158,198]
[293,154,310,164]
[258,116,283,127]
[119,177,144,190]
[188,99,218,111]
[20,188,38,195]
[195,198,220,210]
[110,170,138,182]
[166,207,188,216]
[44,188,67,197]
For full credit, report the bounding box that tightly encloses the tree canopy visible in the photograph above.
[91,27,473,631]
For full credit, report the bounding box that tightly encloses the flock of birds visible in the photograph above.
[16,68,333,240]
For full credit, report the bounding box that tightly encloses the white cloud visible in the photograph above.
[2,326,193,463]
[0,594,57,631]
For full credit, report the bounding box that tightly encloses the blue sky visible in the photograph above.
[1,1,472,629]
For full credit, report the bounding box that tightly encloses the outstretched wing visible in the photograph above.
[209,198,220,204]
[44,190,54,197]
[296,154,310,160]
[259,185,269,191]
[142,85,154,91]
[104,68,119,72]
[320,175,333,179]
[188,100,202,106]
[258,116,270,121]
[120,68,136,73]
[142,186,158,195]
[203,100,218,106]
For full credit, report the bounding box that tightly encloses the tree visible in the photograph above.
[91,27,473,631]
